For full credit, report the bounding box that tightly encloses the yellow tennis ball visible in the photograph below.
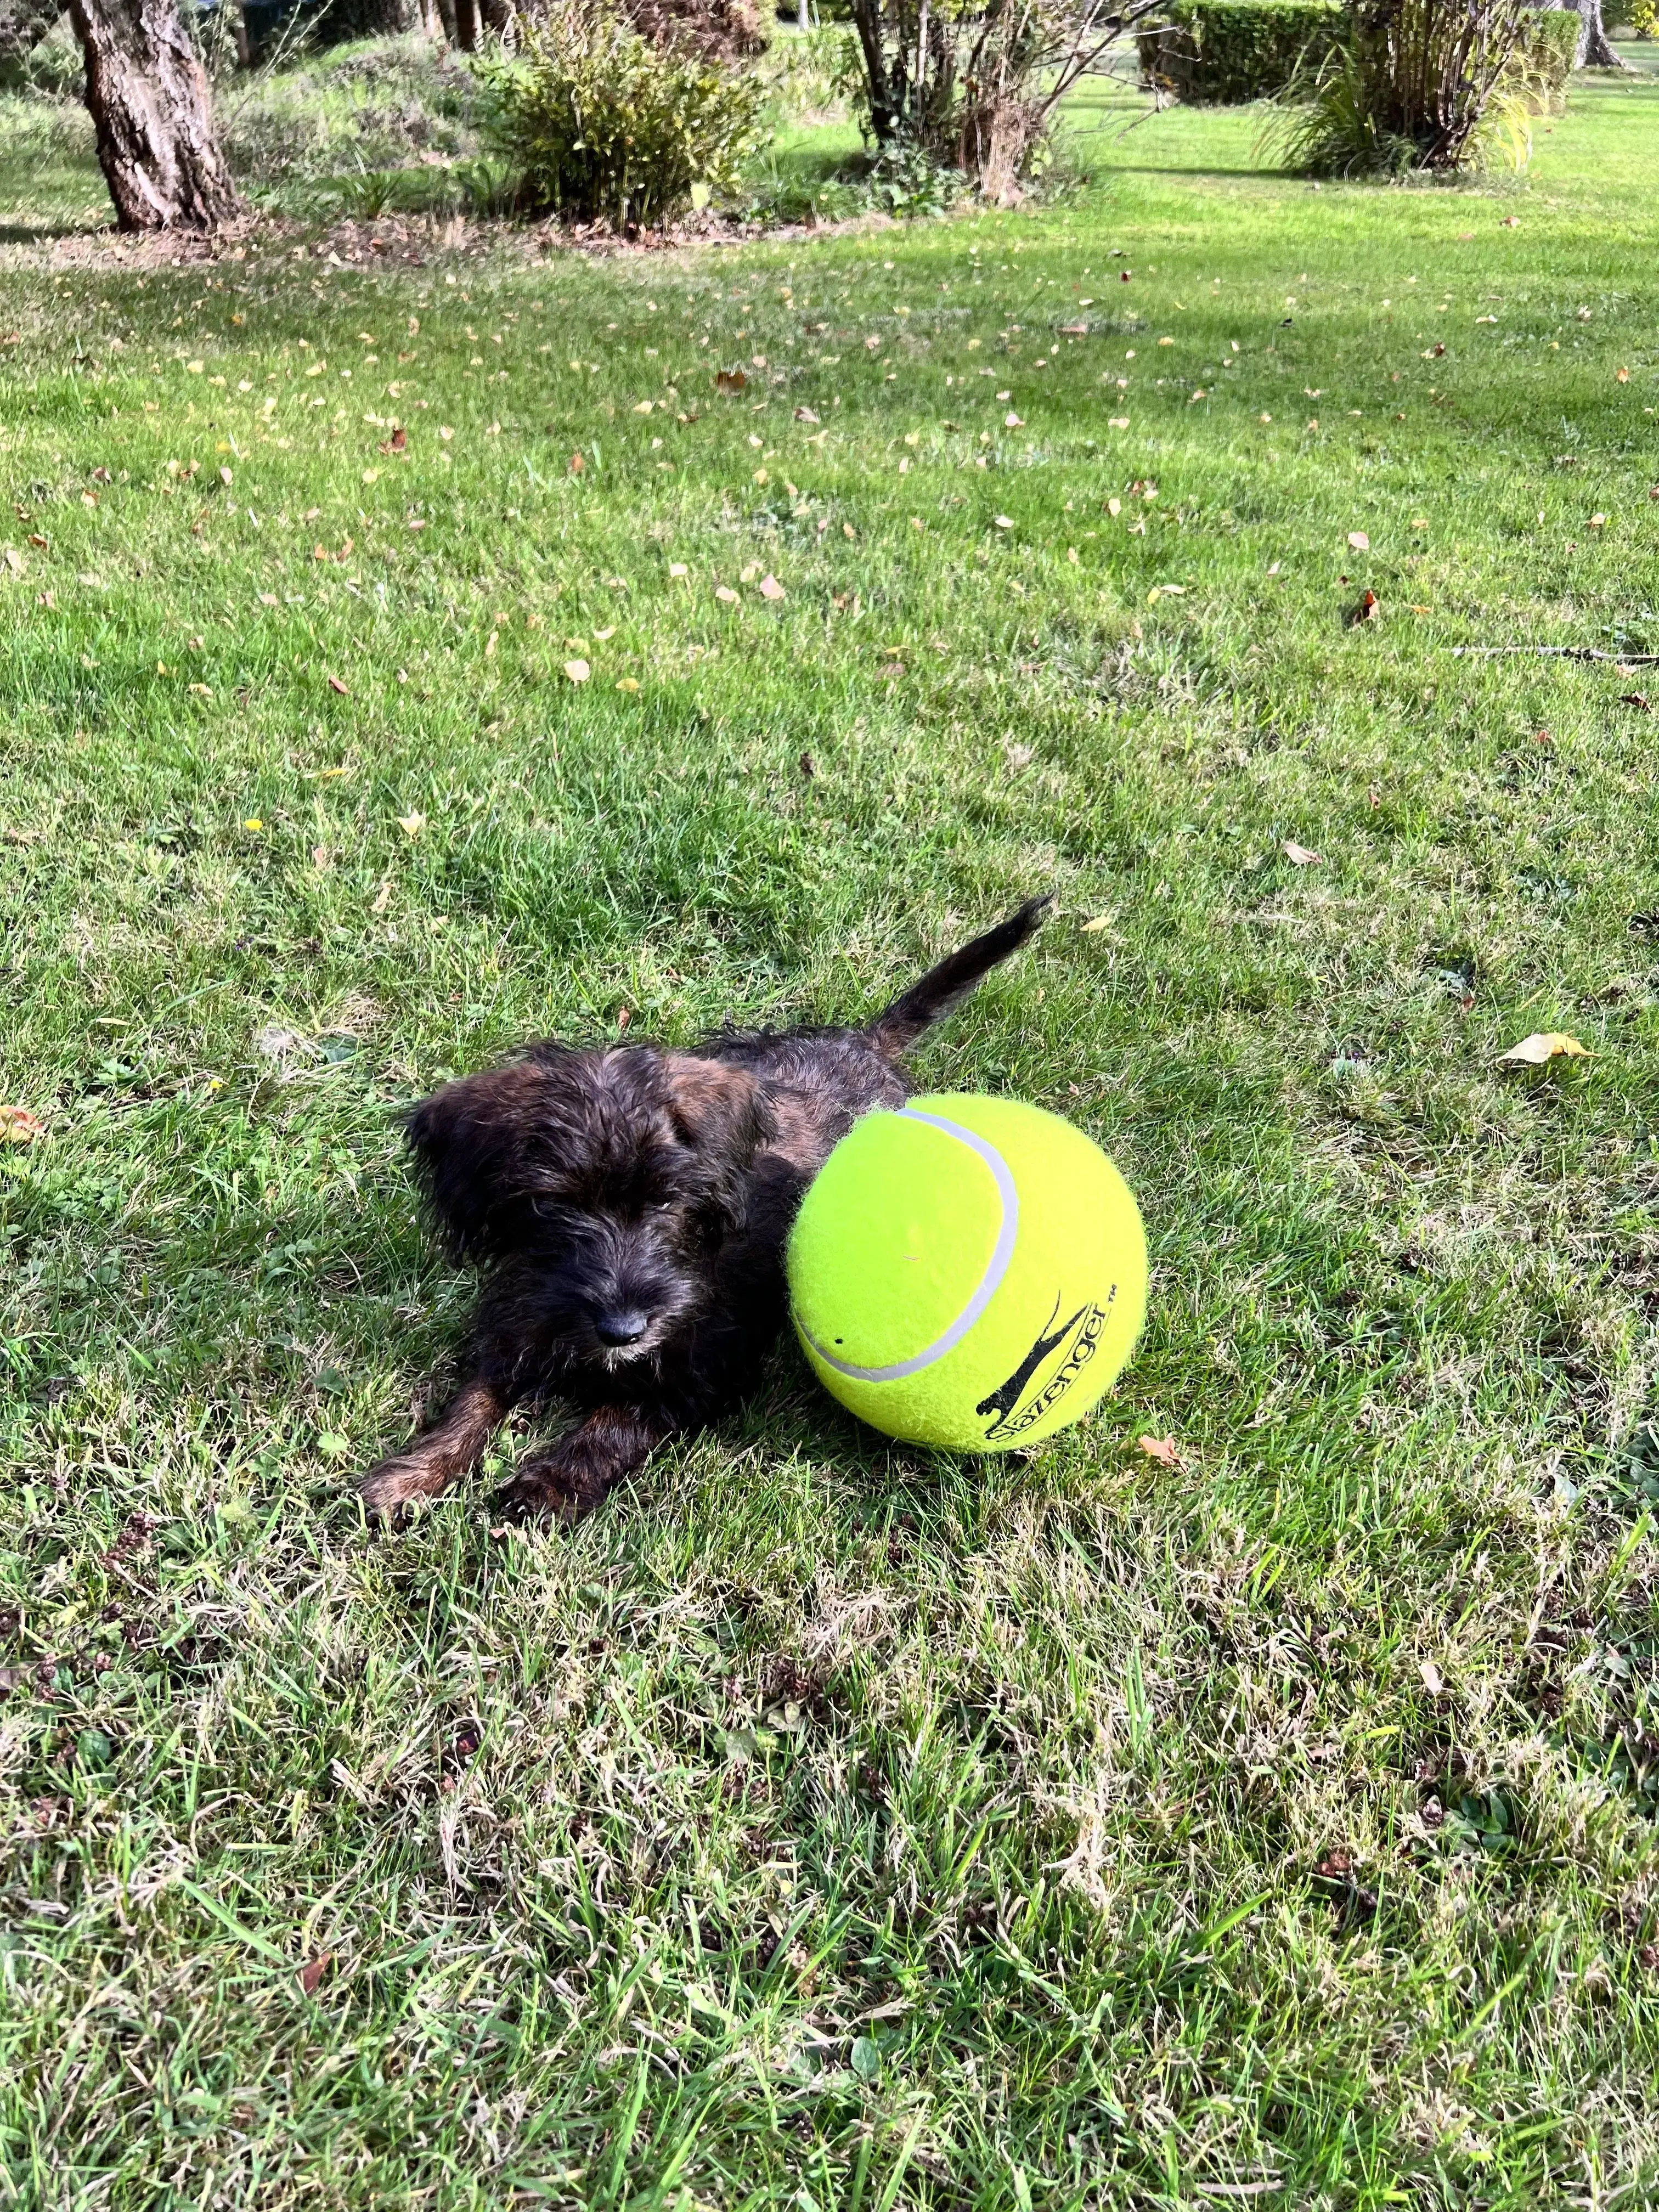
[787,1093,1146,1451]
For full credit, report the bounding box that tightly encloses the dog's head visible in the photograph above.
[405,1043,775,1368]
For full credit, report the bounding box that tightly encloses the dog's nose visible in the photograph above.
[595,1309,650,1348]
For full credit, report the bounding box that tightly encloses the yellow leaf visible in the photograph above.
[397,811,426,838]
[1080,916,1113,933]
[714,585,739,604]
[616,678,640,692]
[1498,1031,1590,1065]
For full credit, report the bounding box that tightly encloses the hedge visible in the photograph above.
[1514,8,1579,109]
[1136,1,1342,105]
[1137,2,1582,107]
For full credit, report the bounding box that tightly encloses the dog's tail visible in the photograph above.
[866,894,1052,1059]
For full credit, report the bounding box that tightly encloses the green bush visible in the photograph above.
[474,1,765,229]
[1263,0,1546,174]
[1512,8,1579,107]
[1137,1,1344,104]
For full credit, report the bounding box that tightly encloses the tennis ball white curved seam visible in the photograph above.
[794,1108,1019,1382]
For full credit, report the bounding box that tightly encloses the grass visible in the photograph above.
[3,48,1659,2211]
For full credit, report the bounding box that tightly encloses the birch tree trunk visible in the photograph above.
[1571,0,1624,67]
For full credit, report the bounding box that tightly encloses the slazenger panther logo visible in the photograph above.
[976,1287,1114,1442]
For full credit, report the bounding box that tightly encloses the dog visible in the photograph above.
[358,895,1051,1524]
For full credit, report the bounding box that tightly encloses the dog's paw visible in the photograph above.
[357,1458,433,1519]
[494,1463,591,1527]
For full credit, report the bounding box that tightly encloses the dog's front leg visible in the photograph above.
[496,1404,672,1525]
[358,1373,509,1516]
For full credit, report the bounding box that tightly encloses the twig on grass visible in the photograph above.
[1452,645,1659,663]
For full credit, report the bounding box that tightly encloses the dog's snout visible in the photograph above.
[595,1308,650,1348]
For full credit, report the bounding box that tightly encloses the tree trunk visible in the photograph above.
[1571,0,1624,67]
[67,0,242,232]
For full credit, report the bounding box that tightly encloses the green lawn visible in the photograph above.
[4,55,1659,2210]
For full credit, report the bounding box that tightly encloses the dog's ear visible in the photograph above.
[662,1054,776,1173]
[405,1058,566,1260]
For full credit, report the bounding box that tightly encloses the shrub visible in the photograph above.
[842,0,1159,200]
[1265,0,1545,174]
[1513,7,1578,106]
[1137,1,1343,104]
[474,1,765,227]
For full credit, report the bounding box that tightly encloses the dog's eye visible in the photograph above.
[648,1200,675,1215]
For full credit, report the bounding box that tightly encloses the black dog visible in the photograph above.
[359,896,1050,1523]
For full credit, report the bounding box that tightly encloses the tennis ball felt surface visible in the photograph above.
[787,1094,1146,1451]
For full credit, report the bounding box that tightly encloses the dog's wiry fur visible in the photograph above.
[359,896,1051,1522]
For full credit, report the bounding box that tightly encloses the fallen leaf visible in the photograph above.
[1616,368,1629,385]
[757,574,785,600]
[378,426,408,454]
[1347,531,1370,551]
[993,515,1014,531]
[0,1105,45,1145]
[1080,916,1113,933]
[371,880,392,913]
[219,466,233,487]
[616,678,640,692]
[326,674,349,696]
[568,451,585,475]
[1137,1434,1184,1468]
[668,562,689,578]
[563,658,590,683]
[1004,411,1024,428]
[714,584,739,604]
[794,405,820,424]
[1589,514,1607,529]
[1107,415,1130,430]
[1350,589,1381,624]
[397,811,425,838]
[1498,1031,1590,1065]
[1621,692,1652,712]
[1284,840,1322,866]
[299,1953,332,1995]
[1419,1660,1444,1696]
[715,368,747,394]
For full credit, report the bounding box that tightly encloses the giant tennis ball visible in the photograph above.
[787,1094,1146,1451]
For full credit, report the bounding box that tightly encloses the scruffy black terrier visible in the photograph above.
[359,895,1050,1523]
